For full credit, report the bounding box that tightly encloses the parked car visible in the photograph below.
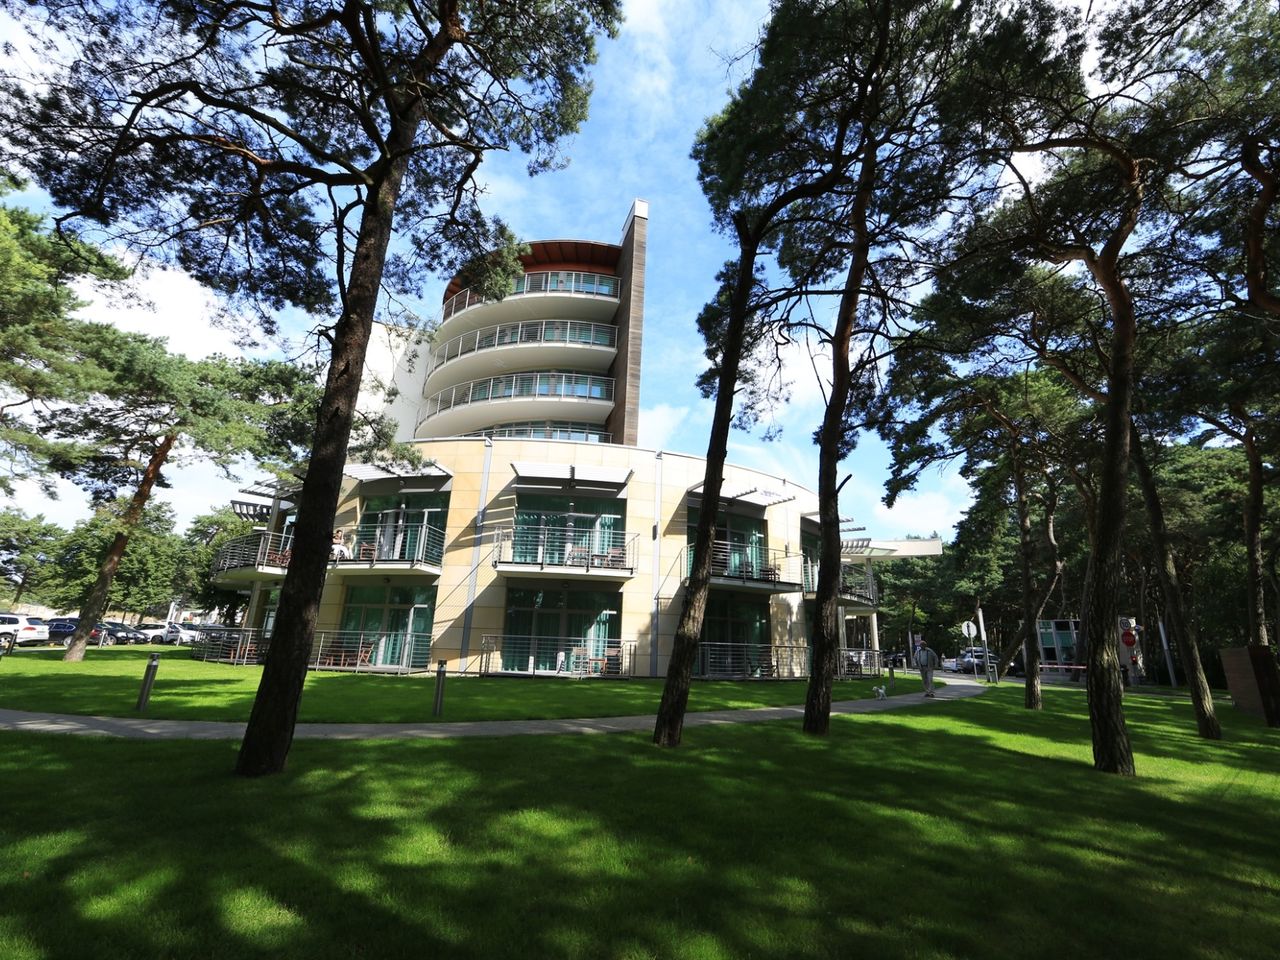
[166,622,200,645]
[46,618,107,646]
[103,621,147,645]
[883,652,906,668]
[0,613,50,647]
[136,623,171,642]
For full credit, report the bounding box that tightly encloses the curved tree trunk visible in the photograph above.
[235,150,414,776]
[1128,423,1221,739]
[654,248,758,747]
[63,433,176,663]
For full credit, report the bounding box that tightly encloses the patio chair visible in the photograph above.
[356,542,377,560]
[266,549,291,567]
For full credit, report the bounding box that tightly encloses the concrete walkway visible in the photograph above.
[0,675,987,741]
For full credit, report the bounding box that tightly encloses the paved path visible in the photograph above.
[0,675,987,741]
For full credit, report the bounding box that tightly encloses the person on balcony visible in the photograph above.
[331,529,352,560]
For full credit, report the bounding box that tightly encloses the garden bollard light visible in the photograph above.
[135,652,161,712]
[432,659,447,717]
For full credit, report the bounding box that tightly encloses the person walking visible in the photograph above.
[915,639,941,698]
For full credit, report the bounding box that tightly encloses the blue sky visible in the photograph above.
[5,0,971,539]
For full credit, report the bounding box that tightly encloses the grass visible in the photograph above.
[1,685,1276,959]
[0,647,922,722]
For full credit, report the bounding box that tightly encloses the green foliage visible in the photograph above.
[0,509,65,606]
[0,1,623,326]
[175,506,255,623]
[0,192,130,494]
[39,499,184,615]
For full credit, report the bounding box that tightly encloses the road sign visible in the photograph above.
[962,620,977,639]
[1121,629,1137,647]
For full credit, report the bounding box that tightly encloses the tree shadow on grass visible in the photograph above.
[2,687,1278,959]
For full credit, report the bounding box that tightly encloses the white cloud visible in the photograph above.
[871,470,973,539]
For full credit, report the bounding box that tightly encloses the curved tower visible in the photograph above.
[416,200,647,445]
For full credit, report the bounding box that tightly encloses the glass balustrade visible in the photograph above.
[426,319,617,374]
[441,270,620,321]
[419,373,614,426]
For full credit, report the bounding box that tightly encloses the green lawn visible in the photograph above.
[1,685,1276,960]
[0,647,919,722]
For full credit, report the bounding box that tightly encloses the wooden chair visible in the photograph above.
[357,542,377,560]
[266,549,291,567]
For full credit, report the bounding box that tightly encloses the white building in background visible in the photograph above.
[212,202,940,675]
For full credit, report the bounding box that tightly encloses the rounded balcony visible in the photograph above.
[423,318,617,395]
[416,372,614,438]
[436,270,620,339]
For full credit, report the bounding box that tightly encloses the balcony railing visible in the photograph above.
[419,372,614,427]
[189,628,433,674]
[336,521,445,567]
[492,524,637,572]
[477,635,635,678]
[427,319,617,374]
[213,522,445,575]
[442,270,620,322]
[684,541,799,585]
[801,561,878,605]
[211,531,294,574]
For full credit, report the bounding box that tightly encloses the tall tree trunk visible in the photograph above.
[1012,455,1043,709]
[63,433,176,663]
[235,151,414,775]
[1241,427,1270,647]
[1128,424,1220,737]
[1079,258,1136,776]
[803,139,878,736]
[653,247,758,747]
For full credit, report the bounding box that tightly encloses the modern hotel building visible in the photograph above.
[211,202,939,676]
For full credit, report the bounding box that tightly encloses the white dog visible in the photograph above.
[872,685,887,700]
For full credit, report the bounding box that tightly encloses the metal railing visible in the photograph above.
[467,421,612,443]
[189,627,433,674]
[213,523,445,574]
[211,531,294,574]
[693,642,807,679]
[441,270,620,322]
[427,319,617,374]
[684,541,799,585]
[692,643,884,680]
[419,372,614,427]
[492,524,637,572]
[336,521,445,567]
[477,635,635,677]
[801,561,878,605]
[836,647,883,679]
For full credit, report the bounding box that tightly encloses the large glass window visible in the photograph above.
[801,530,821,592]
[339,584,437,669]
[701,592,771,677]
[503,586,621,671]
[357,492,449,564]
[687,506,766,577]
[513,494,624,566]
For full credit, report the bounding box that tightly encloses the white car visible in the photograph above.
[136,623,170,642]
[166,622,200,644]
[0,613,51,647]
